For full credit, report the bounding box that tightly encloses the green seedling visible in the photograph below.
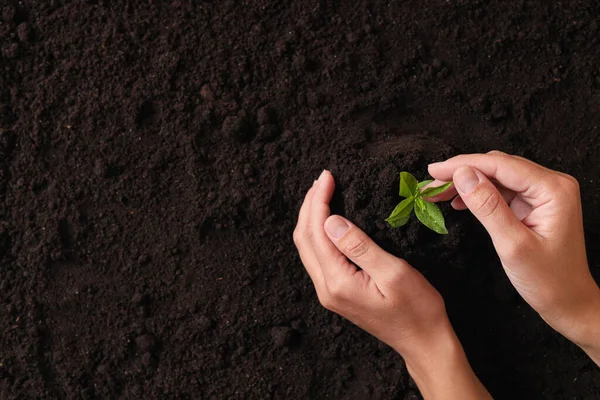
[386,172,453,234]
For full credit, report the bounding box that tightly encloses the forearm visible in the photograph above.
[566,286,600,366]
[546,283,600,367]
[398,323,492,400]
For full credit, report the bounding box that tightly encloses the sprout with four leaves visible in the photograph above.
[386,172,453,234]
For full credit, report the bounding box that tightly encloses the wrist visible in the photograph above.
[397,321,491,399]
[546,283,600,345]
[561,285,600,362]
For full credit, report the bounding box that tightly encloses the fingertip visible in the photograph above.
[427,162,442,175]
[318,169,332,183]
[428,161,454,181]
[451,196,467,210]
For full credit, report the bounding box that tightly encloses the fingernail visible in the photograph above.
[454,166,479,194]
[318,169,328,183]
[428,161,444,168]
[313,180,318,187]
[325,216,350,239]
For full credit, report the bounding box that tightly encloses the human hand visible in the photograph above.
[428,152,600,363]
[293,170,491,399]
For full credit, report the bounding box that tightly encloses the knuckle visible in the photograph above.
[550,175,580,203]
[475,189,502,218]
[344,234,370,259]
[560,174,580,192]
[487,150,508,157]
[317,292,335,311]
[292,228,302,245]
[503,238,529,260]
[388,262,410,284]
[328,278,348,300]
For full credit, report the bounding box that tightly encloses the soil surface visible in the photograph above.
[2,1,600,399]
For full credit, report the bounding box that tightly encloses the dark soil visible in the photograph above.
[1,1,600,399]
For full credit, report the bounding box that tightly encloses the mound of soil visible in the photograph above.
[1,1,600,399]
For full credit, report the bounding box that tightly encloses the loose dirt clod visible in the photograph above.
[270,326,300,348]
[135,334,157,352]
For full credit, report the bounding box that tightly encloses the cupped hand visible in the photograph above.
[293,170,449,355]
[293,170,491,399]
[428,151,600,357]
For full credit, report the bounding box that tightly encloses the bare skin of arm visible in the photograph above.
[293,153,600,398]
[428,152,600,367]
[293,171,491,399]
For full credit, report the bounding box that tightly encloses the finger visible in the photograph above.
[421,179,457,202]
[293,182,324,287]
[297,181,318,229]
[309,171,358,281]
[451,196,467,210]
[429,153,548,199]
[451,182,533,222]
[297,244,324,288]
[324,215,411,288]
[453,166,533,248]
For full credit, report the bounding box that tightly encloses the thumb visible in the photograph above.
[324,215,410,284]
[453,166,527,246]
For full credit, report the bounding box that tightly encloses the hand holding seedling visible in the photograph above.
[386,172,453,234]
[293,171,491,400]
[429,151,600,366]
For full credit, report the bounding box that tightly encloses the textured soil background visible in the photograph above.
[2,0,600,399]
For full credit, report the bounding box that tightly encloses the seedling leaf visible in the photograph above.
[417,180,433,189]
[421,182,453,198]
[399,172,418,197]
[414,198,448,234]
[385,197,414,228]
[387,173,453,234]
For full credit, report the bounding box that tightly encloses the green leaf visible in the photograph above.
[399,172,418,198]
[421,182,454,199]
[417,180,434,189]
[386,197,414,228]
[414,198,448,234]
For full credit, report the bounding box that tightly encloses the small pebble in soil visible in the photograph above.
[200,85,215,102]
[222,115,252,142]
[141,352,152,367]
[290,319,306,331]
[257,124,280,142]
[16,23,30,42]
[243,163,254,177]
[375,221,386,230]
[80,388,94,399]
[198,315,214,332]
[137,254,151,265]
[131,292,147,305]
[306,91,322,108]
[469,95,490,114]
[3,43,19,59]
[256,106,276,125]
[93,159,107,177]
[270,326,300,348]
[1,6,15,22]
[490,103,508,121]
[96,364,108,374]
[281,130,294,141]
[135,333,157,352]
